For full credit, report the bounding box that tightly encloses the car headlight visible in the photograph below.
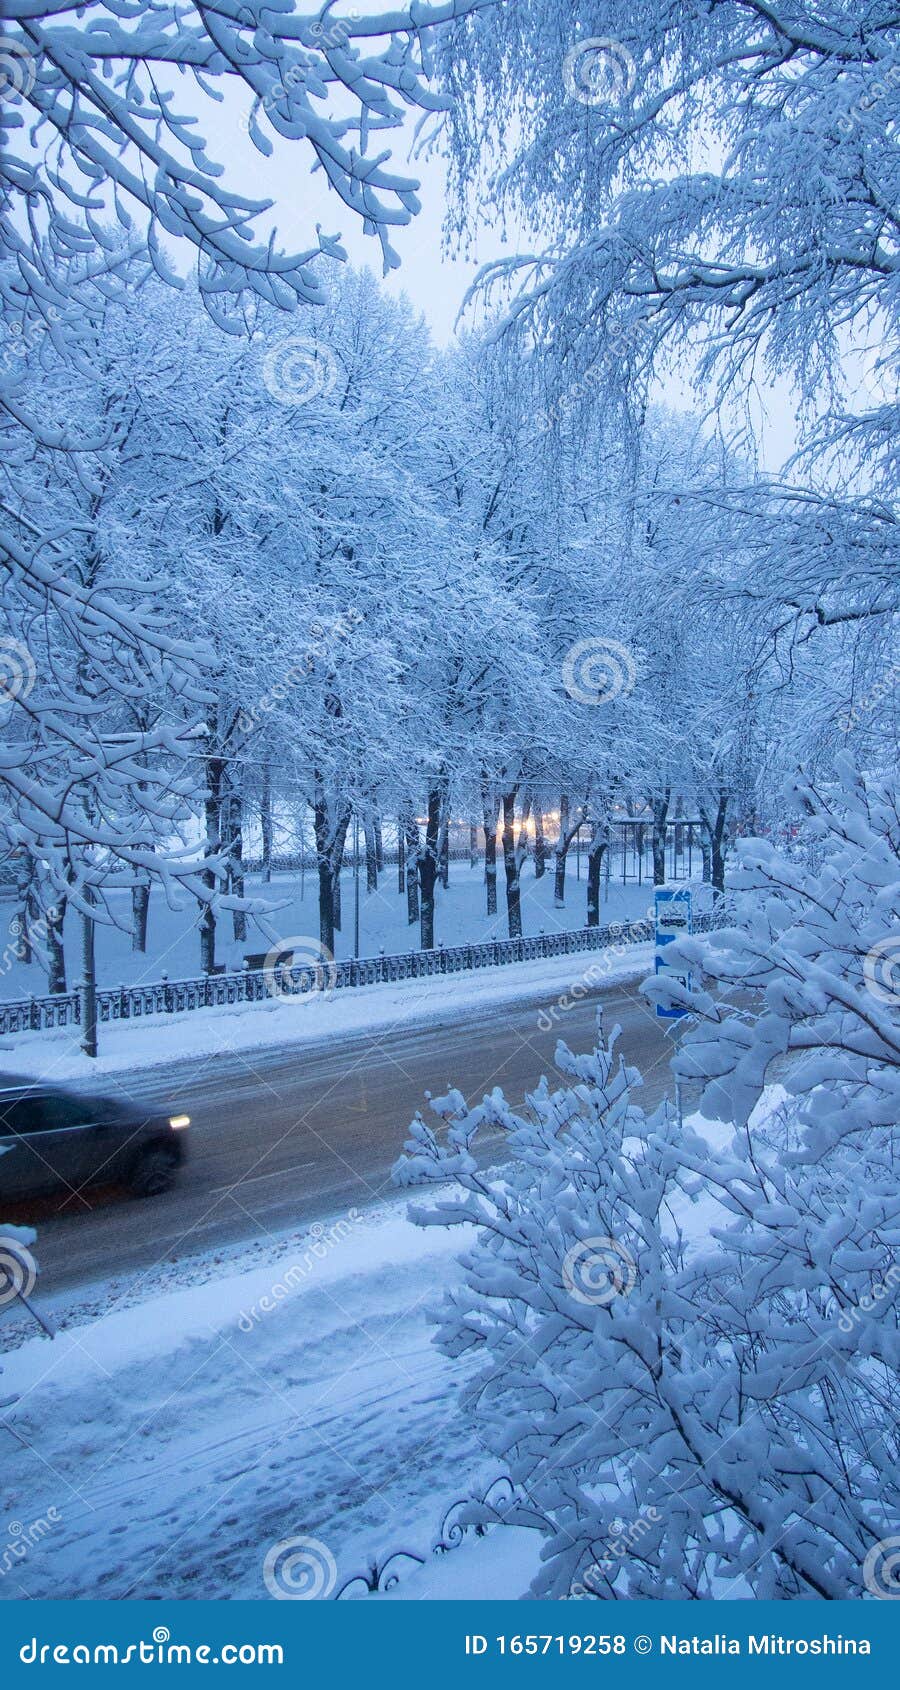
[169,1114,190,1131]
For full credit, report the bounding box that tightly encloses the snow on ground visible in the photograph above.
[0,860,688,1001]
[0,945,657,1081]
[0,1200,506,1602]
[377,1527,544,1602]
[0,1092,779,1603]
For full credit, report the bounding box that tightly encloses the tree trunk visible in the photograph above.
[260,765,273,884]
[482,784,498,917]
[14,858,34,964]
[200,755,223,975]
[437,779,450,889]
[554,793,583,909]
[652,789,671,885]
[517,793,532,859]
[397,815,406,894]
[47,897,66,995]
[332,871,342,933]
[469,822,478,869]
[711,820,727,895]
[405,812,419,924]
[199,903,216,975]
[635,821,646,878]
[374,816,384,873]
[80,895,97,1059]
[311,798,349,953]
[364,817,378,893]
[131,880,150,953]
[710,792,729,895]
[332,811,349,933]
[228,788,247,942]
[534,807,546,878]
[554,793,570,908]
[586,818,611,927]
[501,788,523,939]
[418,788,441,949]
[699,791,729,896]
[314,791,335,956]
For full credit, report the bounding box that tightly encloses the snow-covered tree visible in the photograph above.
[442,2,897,435]
[0,274,237,1012]
[394,1016,899,1595]
[439,1,899,667]
[393,754,900,1599]
[1,1,492,335]
[1,2,494,976]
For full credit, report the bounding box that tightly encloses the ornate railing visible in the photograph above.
[333,1476,520,1599]
[0,909,723,1039]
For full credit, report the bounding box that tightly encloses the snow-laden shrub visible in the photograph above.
[393,762,900,1599]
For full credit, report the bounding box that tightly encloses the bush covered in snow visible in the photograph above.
[394,762,900,1599]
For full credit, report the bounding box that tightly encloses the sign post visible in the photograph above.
[654,886,693,1017]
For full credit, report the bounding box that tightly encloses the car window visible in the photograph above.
[40,1093,95,1131]
[0,1094,55,1134]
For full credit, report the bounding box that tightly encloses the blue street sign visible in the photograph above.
[655,886,692,1019]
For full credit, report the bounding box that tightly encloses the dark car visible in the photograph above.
[0,1078,190,1201]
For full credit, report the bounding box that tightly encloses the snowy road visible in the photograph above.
[2,975,684,1311]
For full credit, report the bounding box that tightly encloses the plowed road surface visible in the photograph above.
[3,979,686,1301]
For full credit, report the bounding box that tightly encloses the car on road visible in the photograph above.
[0,1078,190,1201]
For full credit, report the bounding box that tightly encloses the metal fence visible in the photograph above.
[0,910,724,1039]
[240,846,480,875]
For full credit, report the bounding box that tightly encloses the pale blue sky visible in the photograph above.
[203,83,826,474]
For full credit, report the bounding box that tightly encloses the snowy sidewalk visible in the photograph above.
[0,945,656,1081]
[0,1201,524,1601]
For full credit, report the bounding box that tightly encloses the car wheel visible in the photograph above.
[129,1145,178,1198]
